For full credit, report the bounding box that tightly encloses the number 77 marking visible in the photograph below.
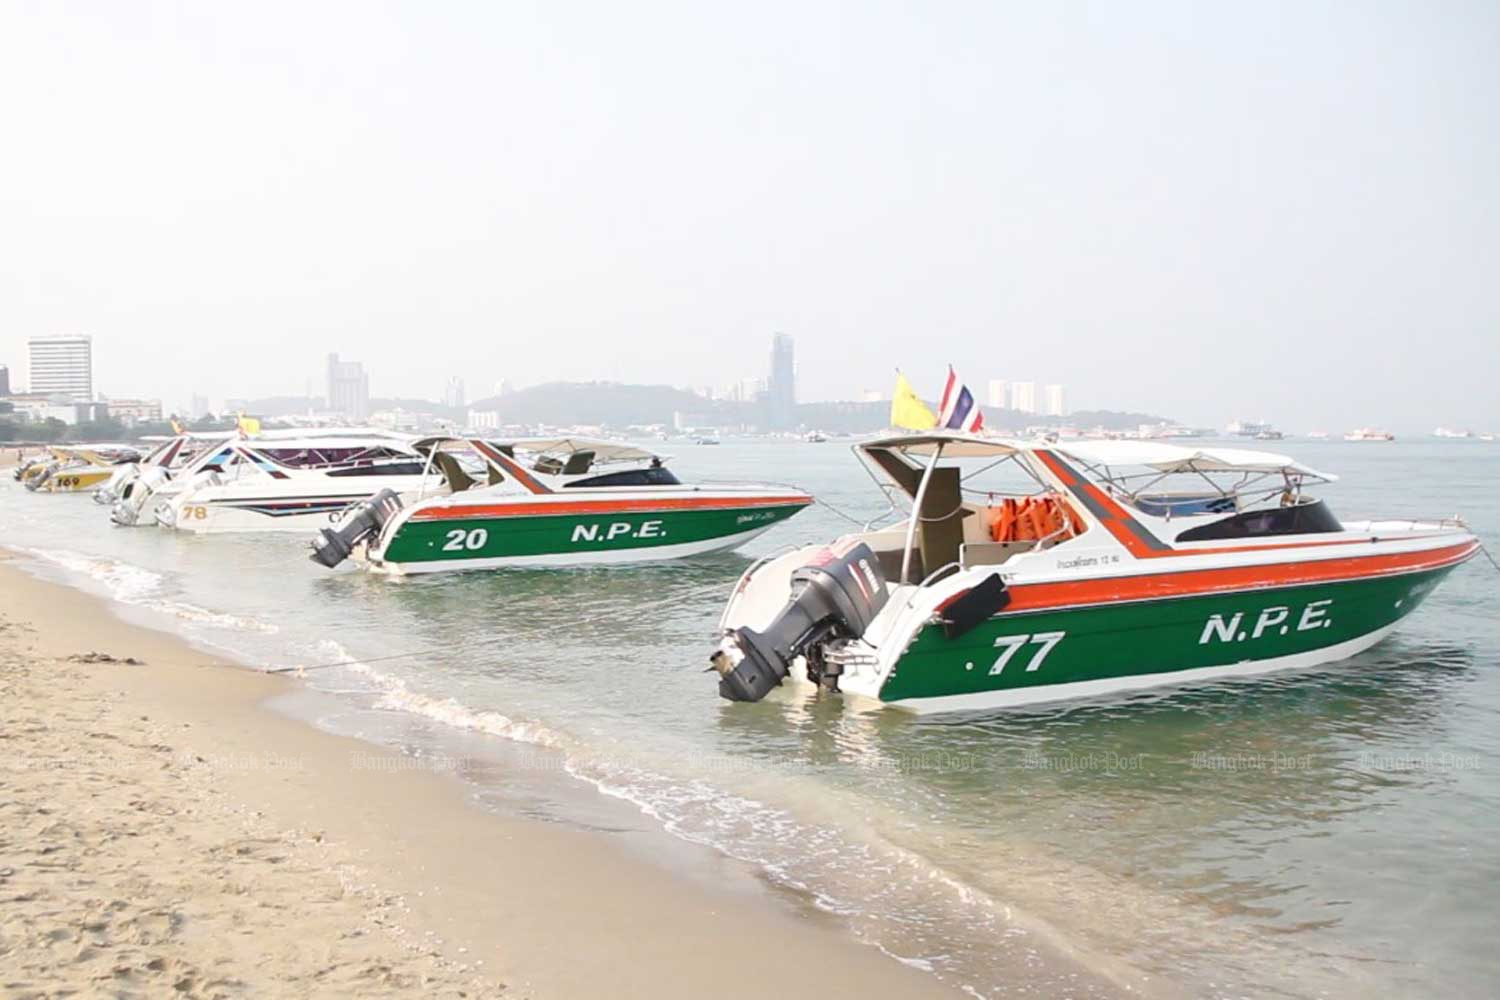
[988,631,1067,675]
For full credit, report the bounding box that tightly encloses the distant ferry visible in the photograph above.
[1226,419,1273,437]
[1306,431,1330,440]
[1432,427,1473,439]
[1345,428,1395,442]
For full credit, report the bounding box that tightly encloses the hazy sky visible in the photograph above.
[2,1,1495,430]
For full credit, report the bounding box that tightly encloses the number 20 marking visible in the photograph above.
[442,528,488,551]
[989,632,1066,675]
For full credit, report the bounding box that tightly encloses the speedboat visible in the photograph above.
[709,432,1477,714]
[310,436,813,574]
[154,435,445,534]
[112,429,424,528]
[22,445,143,493]
[93,432,233,507]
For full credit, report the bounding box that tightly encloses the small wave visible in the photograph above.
[16,546,279,635]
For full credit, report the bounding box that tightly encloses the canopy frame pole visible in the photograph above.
[900,445,943,585]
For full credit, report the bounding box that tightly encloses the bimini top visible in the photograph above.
[1056,440,1335,481]
[416,436,663,466]
[508,437,664,465]
[857,431,1029,459]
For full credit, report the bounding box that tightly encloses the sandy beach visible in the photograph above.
[0,552,998,999]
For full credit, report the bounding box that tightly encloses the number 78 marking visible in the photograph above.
[989,632,1066,675]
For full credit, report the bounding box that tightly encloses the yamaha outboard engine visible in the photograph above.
[309,489,404,568]
[711,542,888,702]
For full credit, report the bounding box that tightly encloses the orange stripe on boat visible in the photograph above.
[409,495,812,521]
[978,540,1481,614]
[1034,450,1460,560]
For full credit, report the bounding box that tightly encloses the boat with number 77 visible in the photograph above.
[310,436,813,574]
[709,432,1478,714]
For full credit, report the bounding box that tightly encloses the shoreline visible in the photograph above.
[0,548,1134,998]
[0,553,975,998]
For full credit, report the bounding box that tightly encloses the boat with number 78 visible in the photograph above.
[709,433,1478,713]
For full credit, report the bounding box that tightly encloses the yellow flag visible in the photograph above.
[236,413,262,437]
[890,372,937,430]
[170,417,184,434]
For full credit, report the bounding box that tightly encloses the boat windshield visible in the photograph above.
[564,466,681,488]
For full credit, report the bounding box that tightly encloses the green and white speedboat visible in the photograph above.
[311,436,812,575]
[710,433,1478,713]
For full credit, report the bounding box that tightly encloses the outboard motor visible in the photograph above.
[24,464,56,492]
[94,464,140,504]
[711,541,889,702]
[110,466,172,525]
[309,489,404,568]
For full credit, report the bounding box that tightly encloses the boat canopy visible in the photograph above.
[416,436,664,466]
[1055,441,1335,481]
[509,437,664,465]
[857,431,1028,459]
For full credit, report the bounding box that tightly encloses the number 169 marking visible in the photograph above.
[989,631,1066,675]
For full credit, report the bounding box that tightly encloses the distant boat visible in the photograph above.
[1226,419,1272,437]
[1432,427,1473,439]
[1254,429,1284,441]
[804,430,828,443]
[1306,431,1330,440]
[1345,428,1395,442]
[695,434,722,446]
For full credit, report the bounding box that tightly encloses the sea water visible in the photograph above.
[4,440,1497,998]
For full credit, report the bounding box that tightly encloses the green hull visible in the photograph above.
[879,565,1456,704]
[380,502,807,565]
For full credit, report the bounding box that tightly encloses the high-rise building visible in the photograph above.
[189,394,210,419]
[444,376,466,410]
[1044,384,1066,417]
[987,379,1007,409]
[28,334,93,400]
[766,333,796,430]
[0,364,10,396]
[326,353,370,421]
[1011,381,1038,414]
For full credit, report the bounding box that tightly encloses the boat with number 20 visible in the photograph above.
[311,437,812,574]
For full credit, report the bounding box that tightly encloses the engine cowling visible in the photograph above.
[711,541,889,702]
[309,489,404,568]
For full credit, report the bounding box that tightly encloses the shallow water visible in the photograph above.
[5,439,1498,998]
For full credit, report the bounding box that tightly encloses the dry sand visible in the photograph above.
[0,556,979,999]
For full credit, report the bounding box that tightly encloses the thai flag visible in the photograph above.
[937,366,985,432]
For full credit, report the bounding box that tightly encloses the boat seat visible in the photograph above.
[562,450,595,475]
[916,468,968,584]
[433,452,477,493]
[960,541,1033,568]
[873,546,923,584]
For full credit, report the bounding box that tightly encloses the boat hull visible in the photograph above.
[28,468,116,493]
[369,496,811,574]
[876,561,1462,713]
